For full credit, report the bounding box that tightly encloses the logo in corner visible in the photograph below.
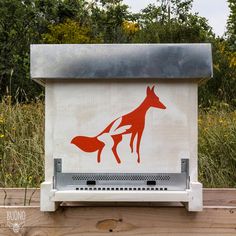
[6,210,26,234]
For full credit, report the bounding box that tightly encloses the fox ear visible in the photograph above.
[146,86,151,95]
[151,85,155,92]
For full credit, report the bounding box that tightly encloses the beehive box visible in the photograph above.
[30,44,213,212]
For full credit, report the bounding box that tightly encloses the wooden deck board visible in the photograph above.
[1,188,236,207]
[0,206,236,235]
[0,188,235,236]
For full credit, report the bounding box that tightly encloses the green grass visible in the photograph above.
[0,98,44,188]
[198,109,236,187]
[0,99,235,188]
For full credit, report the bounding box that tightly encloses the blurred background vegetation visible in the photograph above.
[0,0,236,188]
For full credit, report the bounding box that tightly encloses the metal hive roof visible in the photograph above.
[30,44,213,85]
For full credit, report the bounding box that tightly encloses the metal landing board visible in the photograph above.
[53,159,189,191]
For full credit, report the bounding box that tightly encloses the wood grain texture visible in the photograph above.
[0,206,236,236]
[0,188,39,206]
[203,188,236,206]
[0,189,236,235]
[1,188,236,207]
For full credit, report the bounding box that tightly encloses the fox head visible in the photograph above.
[146,86,166,109]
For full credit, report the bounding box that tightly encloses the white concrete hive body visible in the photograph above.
[30,44,213,212]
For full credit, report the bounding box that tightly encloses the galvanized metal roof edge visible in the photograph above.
[30,44,213,85]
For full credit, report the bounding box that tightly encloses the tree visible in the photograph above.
[199,40,236,108]
[133,0,213,43]
[0,0,234,107]
[43,19,98,44]
[0,0,89,101]
[227,0,236,49]
[0,0,42,101]
[199,0,236,109]
[89,0,132,43]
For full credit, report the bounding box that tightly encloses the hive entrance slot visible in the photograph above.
[87,180,96,185]
[53,158,189,191]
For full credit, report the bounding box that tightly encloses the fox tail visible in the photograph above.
[71,136,104,153]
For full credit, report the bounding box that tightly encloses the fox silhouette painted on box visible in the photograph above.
[71,86,166,164]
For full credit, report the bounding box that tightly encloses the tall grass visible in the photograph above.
[198,108,236,187]
[0,97,44,188]
[0,99,235,188]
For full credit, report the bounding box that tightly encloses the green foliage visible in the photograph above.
[0,0,89,101]
[227,0,236,49]
[0,0,42,101]
[0,98,44,187]
[198,109,236,187]
[89,0,132,43]
[199,40,236,108]
[198,0,236,109]
[43,19,97,44]
[0,0,235,109]
[133,1,213,43]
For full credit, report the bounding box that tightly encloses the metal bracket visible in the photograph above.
[53,158,189,191]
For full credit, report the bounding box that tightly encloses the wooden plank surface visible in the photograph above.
[0,206,236,236]
[0,189,236,235]
[203,188,236,206]
[0,188,39,206]
[1,188,236,207]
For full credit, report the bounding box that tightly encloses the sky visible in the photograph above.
[123,0,230,36]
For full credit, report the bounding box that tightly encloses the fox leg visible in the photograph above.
[111,135,122,164]
[136,130,143,163]
[130,132,137,153]
[97,143,105,163]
